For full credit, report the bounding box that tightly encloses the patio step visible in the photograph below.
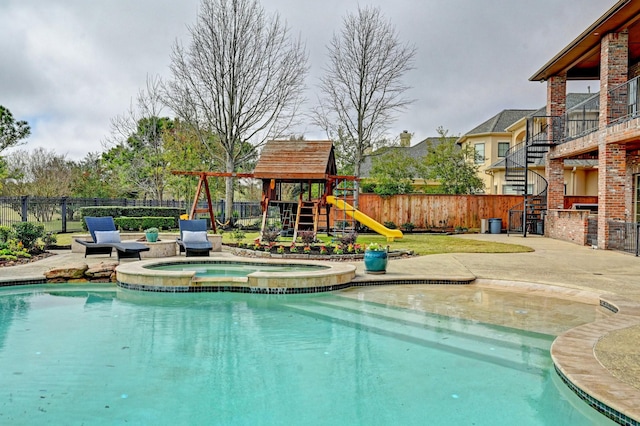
[284,297,553,373]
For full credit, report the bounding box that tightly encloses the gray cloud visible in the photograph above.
[1,0,611,159]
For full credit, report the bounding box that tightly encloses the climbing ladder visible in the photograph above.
[293,198,320,241]
[332,180,357,235]
[278,202,296,236]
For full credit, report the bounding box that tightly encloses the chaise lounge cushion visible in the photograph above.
[79,216,150,260]
[177,219,212,257]
[182,230,208,243]
[94,230,121,244]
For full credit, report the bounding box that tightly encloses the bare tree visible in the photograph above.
[316,5,416,207]
[103,76,171,202]
[164,0,308,220]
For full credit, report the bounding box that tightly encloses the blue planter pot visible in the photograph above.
[364,249,388,274]
[145,232,159,243]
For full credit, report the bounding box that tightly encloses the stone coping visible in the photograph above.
[115,256,357,291]
[473,279,640,424]
[551,292,640,425]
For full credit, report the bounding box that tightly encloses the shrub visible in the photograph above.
[231,227,246,243]
[337,231,358,246]
[12,222,45,251]
[298,230,315,245]
[359,180,377,193]
[401,222,416,232]
[42,232,57,249]
[79,206,182,228]
[0,226,11,243]
[366,242,385,251]
[383,221,397,229]
[114,216,175,231]
[262,227,281,244]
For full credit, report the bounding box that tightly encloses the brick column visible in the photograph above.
[546,75,567,119]
[597,30,629,248]
[600,30,628,127]
[546,157,565,209]
[546,74,567,210]
[598,143,627,248]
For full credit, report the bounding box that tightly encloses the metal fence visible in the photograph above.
[608,75,640,125]
[586,217,598,247]
[606,221,640,256]
[562,93,600,141]
[0,197,262,233]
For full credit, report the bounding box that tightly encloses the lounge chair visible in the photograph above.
[77,216,150,260]
[177,219,212,257]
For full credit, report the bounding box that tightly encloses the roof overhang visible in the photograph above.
[530,0,640,82]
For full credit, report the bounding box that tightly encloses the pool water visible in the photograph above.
[147,262,328,277]
[0,285,615,425]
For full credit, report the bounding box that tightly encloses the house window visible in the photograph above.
[474,143,485,164]
[498,142,510,157]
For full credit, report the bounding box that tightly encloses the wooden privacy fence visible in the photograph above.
[563,195,598,209]
[355,194,524,230]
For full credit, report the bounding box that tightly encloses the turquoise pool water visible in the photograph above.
[146,262,328,277]
[0,285,615,425]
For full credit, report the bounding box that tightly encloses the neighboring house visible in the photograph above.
[524,0,640,250]
[360,132,447,192]
[457,110,535,194]
[465,94,599,195]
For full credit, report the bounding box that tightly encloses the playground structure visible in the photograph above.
[173,140,403,242]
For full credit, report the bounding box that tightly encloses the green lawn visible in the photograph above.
[220,231,533,255]
[54,230,531,255]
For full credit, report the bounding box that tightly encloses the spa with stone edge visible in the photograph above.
[115,257,357,293]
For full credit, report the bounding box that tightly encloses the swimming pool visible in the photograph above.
[0,284,615,425]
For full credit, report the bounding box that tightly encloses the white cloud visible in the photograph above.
[0,0,613,159]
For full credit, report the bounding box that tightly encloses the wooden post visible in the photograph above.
[189,173,217,233]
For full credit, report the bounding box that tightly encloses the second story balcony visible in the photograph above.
[557,74,640,145]
[561,93,599,142]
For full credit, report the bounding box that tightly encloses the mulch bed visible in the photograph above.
[0,251,57,268]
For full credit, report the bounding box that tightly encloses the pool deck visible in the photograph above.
[2,233,640,423]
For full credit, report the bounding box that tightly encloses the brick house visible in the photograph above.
[527,0,640,250]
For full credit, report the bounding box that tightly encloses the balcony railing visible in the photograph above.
[608,75,640,125]
[548,76,640,143]
[560,93,600,142]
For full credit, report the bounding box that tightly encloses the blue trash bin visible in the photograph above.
[489,218,502,234]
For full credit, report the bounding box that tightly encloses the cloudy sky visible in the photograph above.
[1,0,614,160]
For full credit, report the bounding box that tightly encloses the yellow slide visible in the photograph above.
[326,196,403,242]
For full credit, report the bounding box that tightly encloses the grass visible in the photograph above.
[220,231,533,255]
[54,229,532,255]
